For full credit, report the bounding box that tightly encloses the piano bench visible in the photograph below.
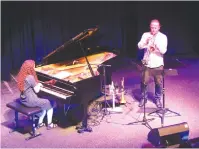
[6,100,43,140]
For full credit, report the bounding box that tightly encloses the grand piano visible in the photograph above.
[35,27,118,127]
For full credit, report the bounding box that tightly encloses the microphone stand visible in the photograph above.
[100,64,111,121]
[127,65,154,130]
[127,91,155,130]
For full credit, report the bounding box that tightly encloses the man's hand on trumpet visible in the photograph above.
[149,44,156,52]
[146,36,153,45]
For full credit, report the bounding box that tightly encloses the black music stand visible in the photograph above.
[127,89,155,130]
[148,68,181,127]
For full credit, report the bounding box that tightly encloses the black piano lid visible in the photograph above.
[36,27,103,67]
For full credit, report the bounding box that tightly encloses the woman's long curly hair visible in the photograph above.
[17,60,39,92]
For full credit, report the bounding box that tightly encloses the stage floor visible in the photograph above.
[1,56,199,148]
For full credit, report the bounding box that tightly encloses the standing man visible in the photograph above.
[137,19,168,108]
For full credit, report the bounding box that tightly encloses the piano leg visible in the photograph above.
[77,103,92,133]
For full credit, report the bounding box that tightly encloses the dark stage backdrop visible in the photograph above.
[1,1,199,81]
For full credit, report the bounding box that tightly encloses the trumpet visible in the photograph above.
[148,35,156,51]
[142,35,156,65]
[120,77,126,104]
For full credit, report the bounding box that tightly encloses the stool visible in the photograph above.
[6,100,43,140]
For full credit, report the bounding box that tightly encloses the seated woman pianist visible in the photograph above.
[17,59,57,129]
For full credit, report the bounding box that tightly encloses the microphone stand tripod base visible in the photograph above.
[107,107,123,113]
[149,107,181,116]
[128,117,155,130]
[127,97,155,130]
[148,107,181,127]
[101,108,110,115]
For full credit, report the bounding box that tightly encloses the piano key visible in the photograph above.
[42,82,74,95]
[40,87,72,99]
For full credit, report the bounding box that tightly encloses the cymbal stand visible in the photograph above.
[148,70,181,127]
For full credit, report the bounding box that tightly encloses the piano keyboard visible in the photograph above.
[39,83,74,99]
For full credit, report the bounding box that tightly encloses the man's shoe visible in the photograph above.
[156,100,162,108]
[138,99,147,107]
